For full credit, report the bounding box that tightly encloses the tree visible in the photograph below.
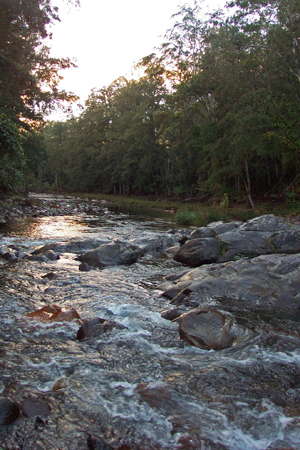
[0,0,78,191]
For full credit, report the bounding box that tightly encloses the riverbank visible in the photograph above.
[1,191,300,228]
[30,192,300,225]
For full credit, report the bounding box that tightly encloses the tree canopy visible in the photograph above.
[0,0,78,191]
[2,0,299,204]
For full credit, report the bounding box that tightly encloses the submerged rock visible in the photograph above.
[76,318,125,340]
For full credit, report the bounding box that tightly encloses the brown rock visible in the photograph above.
[175,308,235,350]
[26,305,81,323]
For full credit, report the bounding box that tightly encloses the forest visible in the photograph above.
[1,0,300,208]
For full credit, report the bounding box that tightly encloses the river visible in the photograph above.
[0,195,299,449]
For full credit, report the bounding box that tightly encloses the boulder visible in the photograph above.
[239,214,291,232]
[174,307,249,350]
[78,240,143,267]
[174,238,220,267]
[207,220,242,234]
[32,238,108,255]
[163,253,300,316]
[173,216,300,267]
[269,230,300,253]
[218,230,273,260]
[190,227,215,239]
[131,233,179,256]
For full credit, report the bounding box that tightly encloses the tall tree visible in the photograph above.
[0,0,78,191]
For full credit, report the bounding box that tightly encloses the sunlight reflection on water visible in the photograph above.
[4,216,91,239]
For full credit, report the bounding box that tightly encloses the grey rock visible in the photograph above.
[174,238,221,267]
[78,240,144,267]
[207,220,242,234]
[131,234,178,256]
[218,230,273,260]
[164,253,300,315]
[269,230,300,253]
[32,239,108,255]
[239,214,291,232]
[190,227,215,239]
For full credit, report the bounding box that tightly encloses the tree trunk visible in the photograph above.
[244,159,255,209]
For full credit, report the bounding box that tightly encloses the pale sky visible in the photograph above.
[50,0,226,111]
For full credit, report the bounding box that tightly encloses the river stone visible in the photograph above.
[131,234,178,256]
[207,220,242,234]
[163,253,300,315]
[32,239,108,255]
[190,227,215,239]
[21,398,50,418]
[269,230,300,253]
[175,308,238,350]
[78,240,144,267]
[218,230,273,260]
[77,318,125,340]
[239,214,291,232]
[161,307,186,321]
[174,238,220,267]
[164,245,180,257]
[0,398,20,425]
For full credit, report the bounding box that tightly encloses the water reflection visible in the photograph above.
[2,216,90,239]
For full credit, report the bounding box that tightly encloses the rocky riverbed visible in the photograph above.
[0,195,299,449]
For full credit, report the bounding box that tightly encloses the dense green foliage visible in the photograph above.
[2,0,299,204]
[42,0,300,205]
[0,0,77,192]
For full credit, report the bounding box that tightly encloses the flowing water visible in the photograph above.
[0,195,299,449]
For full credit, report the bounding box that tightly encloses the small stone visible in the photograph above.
[21,398,50,418]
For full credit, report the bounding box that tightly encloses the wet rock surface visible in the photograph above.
[0,198,299,449]
[174,307,251,350]
[78,240,144,267]
[175,214,300,266]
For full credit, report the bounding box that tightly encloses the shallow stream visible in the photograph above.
[0,195,299,449]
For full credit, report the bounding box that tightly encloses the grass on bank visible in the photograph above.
[73,192,300,227]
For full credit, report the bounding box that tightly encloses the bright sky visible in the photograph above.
[50,0,226,110]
